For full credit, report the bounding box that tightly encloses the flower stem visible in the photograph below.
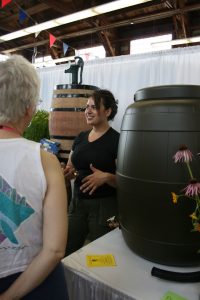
[195,195,200,210]
[186,162,194,179]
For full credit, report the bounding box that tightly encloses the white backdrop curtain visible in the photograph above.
[37,45,200,132]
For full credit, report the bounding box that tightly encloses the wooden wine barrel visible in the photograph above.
[49,84,99,161]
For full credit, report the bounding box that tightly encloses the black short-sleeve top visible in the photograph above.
[71,127,119,199]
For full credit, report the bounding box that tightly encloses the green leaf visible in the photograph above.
[23,110,50,142]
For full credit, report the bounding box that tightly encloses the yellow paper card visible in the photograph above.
[86,254,116,267]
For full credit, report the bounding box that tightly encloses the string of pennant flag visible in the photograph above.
[1,0,72,56]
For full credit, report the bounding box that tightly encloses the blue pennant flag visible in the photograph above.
[63,42,69,56]
[19,9,27,23]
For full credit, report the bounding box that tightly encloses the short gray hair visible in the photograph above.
[0,54,40,123]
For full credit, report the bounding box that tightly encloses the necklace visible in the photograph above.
[0,125,22,136]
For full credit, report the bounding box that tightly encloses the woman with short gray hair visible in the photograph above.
[0,55,39,124]
[0,55,69,300]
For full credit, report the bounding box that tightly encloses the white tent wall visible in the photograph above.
[37,45,200,132]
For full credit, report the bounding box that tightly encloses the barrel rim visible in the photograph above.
[55,84,100,90]
[134,85,200,102]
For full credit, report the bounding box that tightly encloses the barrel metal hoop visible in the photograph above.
[50,107,85,112]
[55,84,99,90]
[53,93,89,98]
[58,150,71,154]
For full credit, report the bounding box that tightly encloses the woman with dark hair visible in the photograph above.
[64,89,119,255]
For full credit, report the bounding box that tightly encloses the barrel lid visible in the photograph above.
[134,85,200,102]
[55,84,99,90]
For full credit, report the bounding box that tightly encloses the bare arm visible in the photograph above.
[0,150,68,300]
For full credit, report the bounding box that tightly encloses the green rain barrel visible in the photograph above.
[117,85,200,266]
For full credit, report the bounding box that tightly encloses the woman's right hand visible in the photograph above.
[61,150,77,180]
[62,164,77,180]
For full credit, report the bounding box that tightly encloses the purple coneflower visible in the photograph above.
[184,179,200,197]
[173,145,193,163]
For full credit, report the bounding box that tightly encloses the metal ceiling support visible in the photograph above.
[1,3,200,54]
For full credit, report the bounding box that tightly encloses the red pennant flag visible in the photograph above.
[49,34,56,47]
[1,0,12,8]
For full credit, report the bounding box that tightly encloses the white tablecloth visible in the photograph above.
[62,228,200,300]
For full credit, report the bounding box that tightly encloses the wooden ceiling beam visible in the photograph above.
[178,0,190,37]
[164,0,191,39]
[50,45,60,59]
[88,18,117,56]
[164,0,175,9]
[54,0,117,57]
[1,2,200,54]
[0,3,49,25]
[0,25,11,33]
[98,31,115,56]
[171,0,189,39]
[41,0,73,14]
[0,3,50,35]
[71,0,89,10]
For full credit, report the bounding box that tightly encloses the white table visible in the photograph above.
[62,228,200,300]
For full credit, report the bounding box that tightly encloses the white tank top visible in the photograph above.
[0,138,47,278]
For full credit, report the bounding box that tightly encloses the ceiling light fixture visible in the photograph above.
[0,0,153,43]
[151,36,200,47]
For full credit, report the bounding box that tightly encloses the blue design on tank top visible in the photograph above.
[0,175,35,244]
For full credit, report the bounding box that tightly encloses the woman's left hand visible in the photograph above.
[80,164,108,195]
